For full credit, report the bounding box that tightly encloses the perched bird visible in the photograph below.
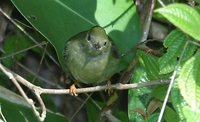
[64,26,120,96]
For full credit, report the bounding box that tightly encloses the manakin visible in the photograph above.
[64,26,120,96]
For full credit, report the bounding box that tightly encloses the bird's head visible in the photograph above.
[85,26,111,56]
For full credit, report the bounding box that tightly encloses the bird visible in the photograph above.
[64,26,120,96]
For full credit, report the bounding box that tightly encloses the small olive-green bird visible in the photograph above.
[64,26,120,96]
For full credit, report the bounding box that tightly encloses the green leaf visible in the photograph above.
[182,106,200,122]
[178,50,200,109]
[172,82,200,121]
[164,106,180,122]
[128,65,152,122]
[137,50,160,80]
[159,29,186,74]
[155,3,200,40]
[0,85,67,122]
[146,113,159,122]
[11,0,142,71]
[152,85,168,101]
[86,100,103,122]
[171,82,187,121]
[181,41,197,62]
[113,110,129,122]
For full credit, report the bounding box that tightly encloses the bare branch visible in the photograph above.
[0,63,169,121]
[0,63,46,121]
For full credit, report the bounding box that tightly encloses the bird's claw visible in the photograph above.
[105,81,113,95]
[70,84,78,96]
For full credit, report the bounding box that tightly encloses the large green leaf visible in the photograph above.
[172,82,200,121]
[178,50,200,109]
[155,3,200,41]
[11,0,141,71]
[0,85,67,122]
[159,29,186,74]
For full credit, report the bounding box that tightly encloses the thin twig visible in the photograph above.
[0,41,47,60]
[140,0,155,43]
[0,105,7,122]
[17,62,62,88]
[188,40,200,47]
[157,0,166,7]
[31,42,47,84]
[70,93,93,121]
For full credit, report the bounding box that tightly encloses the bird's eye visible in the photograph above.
[87,34,91,41]
[104,42,107,46]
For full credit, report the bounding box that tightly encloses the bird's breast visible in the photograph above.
[66,41,110,84]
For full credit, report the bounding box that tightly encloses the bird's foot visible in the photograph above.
[105,81,113,96]
[70,83,78,96]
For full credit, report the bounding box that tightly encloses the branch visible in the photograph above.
[0,63,46,122]
[0,63,169,121]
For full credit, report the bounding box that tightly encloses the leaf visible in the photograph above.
[152,85,168,101]
[155,3,200,40]
[113,110,129,122]
[147,99,161,115]
[0,85,67,122]
[178,50,200,109]
[164,106,180,122]
[181,41,197,62]
[128,65,152,122]
[159,29,186,74]
[146,113,159,122]
[182,106,200,122]
[86,100,104,122]
[171,82,187,121]
[11,0,142,71]
[137,50,160,80]
[172,82,200,121]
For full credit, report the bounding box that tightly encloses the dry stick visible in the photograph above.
[140,0,155,43]
[157,41,189,122]
[157,0,166,7]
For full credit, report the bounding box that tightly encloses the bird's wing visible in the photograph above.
[63,41,70,61]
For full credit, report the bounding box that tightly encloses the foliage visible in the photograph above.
[0,0,200,122]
